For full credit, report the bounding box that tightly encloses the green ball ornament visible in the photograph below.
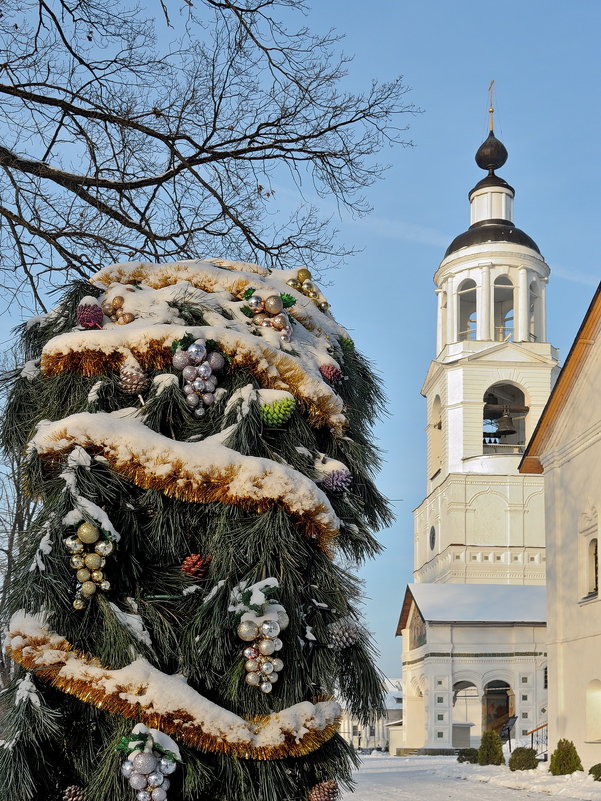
[77,522,100,544]
[260,397,296,426]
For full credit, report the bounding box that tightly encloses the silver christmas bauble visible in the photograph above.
[260,620,280,638]
[276,610,290,630]
[243,646,259,659]
[132,752,158,775]
[100,580,111,591]
[272,657,284,672]
[159,759,177,776]
[172,351,190,370]
[185,393,200,407]
[207,352,225,371]
[187,342,206,362]
[271,313,288,331]
[95,540,115,556]
[237,620,259,641]
[198,362,212,379]
[183,383,196,395]
[318,301,330,313]
[121,760,135,777]
[161,778,170,791]
[205,376,217,392]
[194,407,206,418]
[182,366,198,382]
[245,671,261,686]
[129,773,148,790]
[151,788,167,801]
[77,522,100,544]
[192,378,206,392]
[268,672,278,683]
[80,580,97,596]
[147,771,164,787]
[64,535,84,553]
[84,552,102,570]
[280,334,292,344]
[247,295,264,312]
[264,295,284,315]
[260,681,273,694]
[245,658,259,672]
[272,637,283,651]
[70,555,85,569]
[136,791,151,801]
[258,638,276,656]
[261,319,273,328]
[201,392,214,406]
[260,660,274,675]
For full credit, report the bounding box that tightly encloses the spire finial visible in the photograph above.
[488,79,495,132]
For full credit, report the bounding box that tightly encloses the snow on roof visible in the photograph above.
[402,583,546,627]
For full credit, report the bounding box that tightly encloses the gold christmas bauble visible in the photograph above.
[80,581,97,596]
[84,552,102,570]
[122,312,135,324]
[95,540,115,556]
[297,268,312,283]
[309,290,319,299]
[70,555,85,569]
[91,570,104,583]
[302,280,316,293]
[263,295,284,315]
[73,598,86,611]
[112,295,124,310]
[77,522,100,544]
[286,278,301,290]
[76,568,91,583]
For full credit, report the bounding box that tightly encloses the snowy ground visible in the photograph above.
[343,754,601,801]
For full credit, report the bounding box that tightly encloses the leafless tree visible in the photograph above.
[0,0,416,312]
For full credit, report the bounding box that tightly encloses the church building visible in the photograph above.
[396,116,559,752]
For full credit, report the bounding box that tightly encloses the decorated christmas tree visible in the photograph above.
[0,258,391,801]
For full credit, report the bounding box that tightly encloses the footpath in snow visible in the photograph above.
[343,754,601,801]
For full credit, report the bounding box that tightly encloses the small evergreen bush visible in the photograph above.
[549,739,583,775]
[588,763,601,781]
[508,747,538,771]
[457,748,479,764]
[478,730,505,766]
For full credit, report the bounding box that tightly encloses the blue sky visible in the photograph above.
[2,1,599,677]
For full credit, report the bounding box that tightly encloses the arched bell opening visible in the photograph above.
[482,680,514,734]
[483,382,529,453]
[494,275,514,341]
[429,395,442,478]
[457,279,477,341]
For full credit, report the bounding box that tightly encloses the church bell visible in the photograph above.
[496,410,516,437]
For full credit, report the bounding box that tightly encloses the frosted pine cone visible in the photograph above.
[327,618,362,650]
[181,554,212,578]
[63,786,86,801]
[319,364,343,385]
[308,779,339,801]
[76,298,103,329]
[119,365,150,395]
[321,469,352,493]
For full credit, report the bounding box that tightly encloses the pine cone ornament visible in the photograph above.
[319,364,343,385]
[308,780,338,801]
[327,618,362,650]
[63,786,86,801]
[119,364,150,395]
[261,397,296,426]
[321,469,352,493]
[76,298,103,329]
[181,554,212,578]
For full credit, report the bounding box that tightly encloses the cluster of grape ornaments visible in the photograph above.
[63,522,115,610]
[237,608,288,694]
[241,289,296,343]
[286,268,330,313]
[119,733,178,801]
[171,339,226,417]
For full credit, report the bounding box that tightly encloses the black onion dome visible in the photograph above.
[445,220,540,257]
[475,130,508,173]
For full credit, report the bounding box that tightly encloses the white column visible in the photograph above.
[446,278,456,344]
[479,264,491,340]
[517,267,529,341]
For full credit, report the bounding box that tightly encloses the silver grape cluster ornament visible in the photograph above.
[171,338,226,418]
[63,522,115,610]
[119,726,179,801]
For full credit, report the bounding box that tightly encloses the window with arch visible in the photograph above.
[580,509,599,599]
[586,680,601,741]
[457,279,477,341]
[429,395,442,478]
[482,382,528,452]
[429,526,436,550]
[529,280,541,342]
[494,275,514,341]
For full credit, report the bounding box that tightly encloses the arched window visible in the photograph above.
[494,276,514,341]
[429,396,442,478]
[588,538,598,595]
[483,383,528,453]
[586,680,601,741]
[457,279,477,341]
[529,281,541,342]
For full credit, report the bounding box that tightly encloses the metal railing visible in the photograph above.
[526,723,548,759]
[482,440,525,455]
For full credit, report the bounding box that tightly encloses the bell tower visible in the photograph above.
[415,118,559,584]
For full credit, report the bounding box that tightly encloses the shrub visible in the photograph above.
[508,747,538,771]
[588,763,601,781]
[457,748,479,764]
[549,739,583,775]
[478,730,505,766]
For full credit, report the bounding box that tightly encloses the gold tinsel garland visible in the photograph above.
[31,413,339,554]
[7,621,341,760]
